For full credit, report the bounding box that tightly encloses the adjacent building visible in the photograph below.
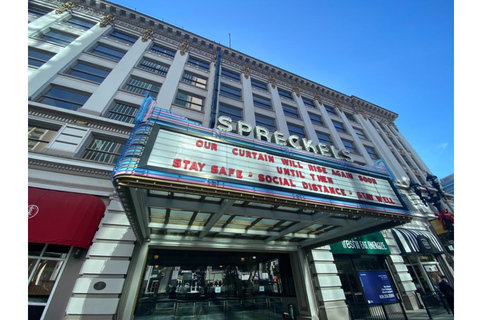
[28,1,454,319]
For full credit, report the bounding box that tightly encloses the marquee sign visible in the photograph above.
[143,128,403,210]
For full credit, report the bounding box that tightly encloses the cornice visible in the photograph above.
[29,153,113,179]
[36,0,400,123]
[28,102,133,137]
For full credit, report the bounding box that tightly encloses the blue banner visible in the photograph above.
[358,271,398,304]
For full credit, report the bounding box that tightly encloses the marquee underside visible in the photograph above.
[114,175,411,250]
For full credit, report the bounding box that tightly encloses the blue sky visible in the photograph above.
[111,0,455,179]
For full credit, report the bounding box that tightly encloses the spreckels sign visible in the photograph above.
[217,116,354,162]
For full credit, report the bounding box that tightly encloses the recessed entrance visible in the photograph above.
[133,248,295,319]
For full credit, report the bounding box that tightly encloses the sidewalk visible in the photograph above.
[405,309,453,320]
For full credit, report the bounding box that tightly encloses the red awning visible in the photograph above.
[28,187,105,249]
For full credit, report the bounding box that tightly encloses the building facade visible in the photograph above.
[28,1,454,319]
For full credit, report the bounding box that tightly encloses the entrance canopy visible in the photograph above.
[392,228,443,255]
[28,187,105,248]
[111,97,411,250]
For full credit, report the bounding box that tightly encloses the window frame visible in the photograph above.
[255,114,276,132]
[28,48,55,67]
[364,146,379,160]
[282,104,299,118]
[182,71,207,89]
[28,124,59,152]
[188,57,210,71]
[123,77,161,98]
[302,97,316,108]
[354,127,368,140]
[138,58,169,76]
[342,139,357,154]
[219,83,242,100]
[218,103,243,122]
[28,243,71,318]
[150,43,176,58]
[221,68,241,82]
[37,85,91,111]
[287,123,305,139]
[106,101,139,124]
[332,120,346,133]
[109,30,138,45]
[324,105,337,116]
[174,90,205,111]
[308,113,323,126]
[251,79,268,91]
[63,16,95,30]
[253,95,272,110]
[278,88,293,100]
[81,135,125,164]
[89,43,126,62]
[316,132,332,145]
[39,29,78,46]
[67,61,111,84]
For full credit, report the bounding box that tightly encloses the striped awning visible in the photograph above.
[392,228,444,254]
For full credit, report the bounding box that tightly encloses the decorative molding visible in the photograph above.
[100,13,115,28]
[293,84,301,98]
[315,91,323,105]
[243,64,250,79]
[141,28,153,42]
[55,1,74,14]
[179,41,189,55]
[269,75,276,89]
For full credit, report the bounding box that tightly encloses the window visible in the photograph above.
[287,123,305,138]
[278,88,292,100]
[150,43,176,58]
[28,5,51,18]
[28,125,57,152]
[309,113,323,126]
[342,140,357,153]
[90,43,126,61]
[255,114,276,131]
[221,69,240,82]
[37,86,90,110]
[365,146,379,160]
[332,121,346,133]
[253,95,271,110]
[67,61,110,83]
[82,137,124,164]
[124,78,161,98]
[40,30,77,46]
[283,104,298,118]
[107,102,138,124]
[174,91,204,111]
[28,48,55,67]
[188,57,210,71]
[220,83,242,100]
[29,243,70,319]
[303,97,315,108]
[109,30,137,45]
[218,104,242,121]
[64,17,95,30]
[316,132,332,145]
[182,72,207,89]
[324,105,337,116]
[354,128,367,140]
[138,58,169,76]
[345,112,357,123]
[251,79,268,91]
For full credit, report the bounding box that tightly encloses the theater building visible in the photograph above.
[28,1,454,319]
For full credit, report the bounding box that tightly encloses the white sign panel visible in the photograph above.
[147,129,403,208]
